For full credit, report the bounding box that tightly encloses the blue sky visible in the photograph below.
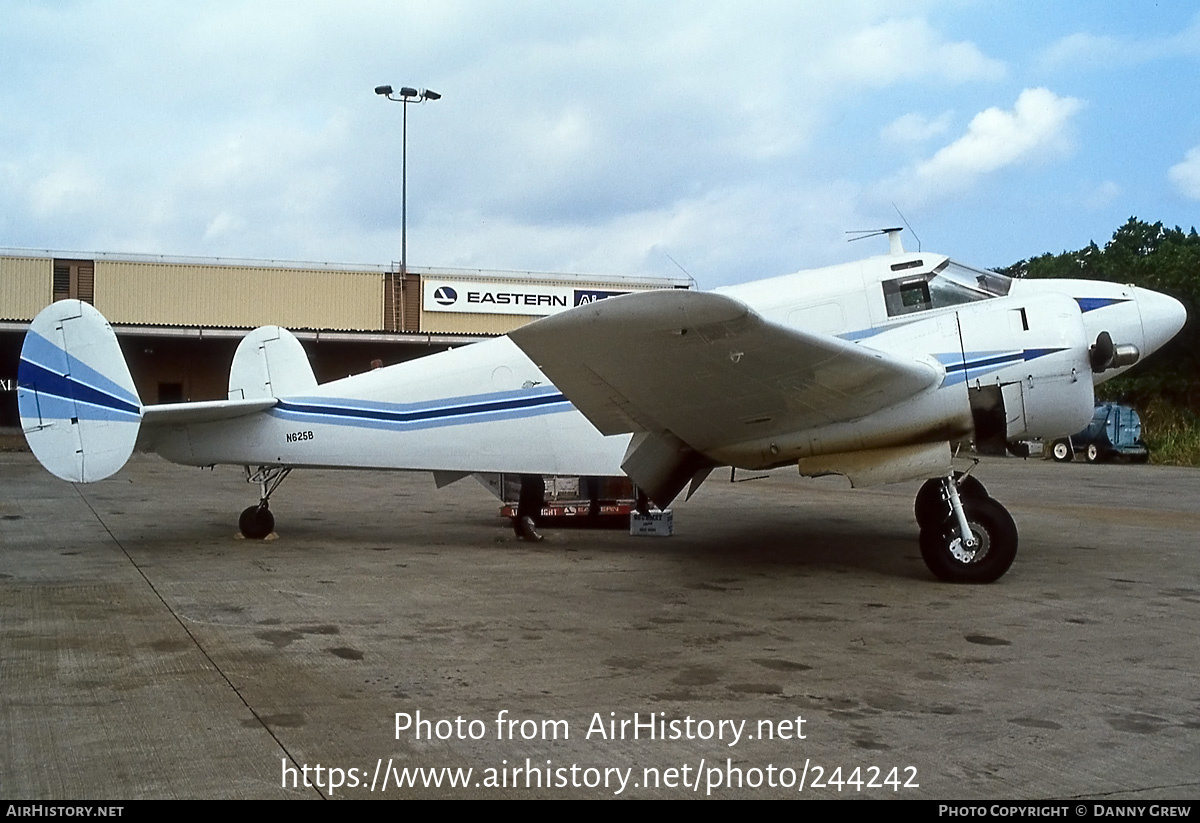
[1,1,1198,288]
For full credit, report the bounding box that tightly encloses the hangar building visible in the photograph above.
[0,249,690,427]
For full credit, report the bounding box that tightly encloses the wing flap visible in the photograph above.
[510,290,940,454]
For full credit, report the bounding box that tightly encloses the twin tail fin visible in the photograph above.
[17,300,142,482]
[18,301,313,483]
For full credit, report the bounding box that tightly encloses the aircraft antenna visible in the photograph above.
[662,250,698,289]
[846,227,905,254]
[892,203,921,252]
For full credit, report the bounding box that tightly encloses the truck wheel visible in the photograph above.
[1085,444,1101,463]
[1051,440,1072,462]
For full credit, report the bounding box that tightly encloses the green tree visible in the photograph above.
[1003,217,1200,411]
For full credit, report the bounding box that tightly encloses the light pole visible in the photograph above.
[374,84,441,275]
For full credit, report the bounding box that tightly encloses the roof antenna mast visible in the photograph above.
[662,250,698,289]
[846,227,905,255]
[892,202,921,253]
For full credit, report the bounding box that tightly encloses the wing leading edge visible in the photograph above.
[510,290,941,500]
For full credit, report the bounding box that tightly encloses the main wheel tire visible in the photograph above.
[919,496,1018,584]
[1051,440,1072,462]
[239,505,274,539]
[914,473,990,529]
[1085,443,1101,463]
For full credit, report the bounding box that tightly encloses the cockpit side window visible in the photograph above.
[883,276,932,316]
[882,260,1014,318]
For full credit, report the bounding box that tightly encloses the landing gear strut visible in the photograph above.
[239,466,292,539]
[914,470,988,529]
[915,472,1017,583]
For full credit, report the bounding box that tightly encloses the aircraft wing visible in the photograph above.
[509,290,941,457]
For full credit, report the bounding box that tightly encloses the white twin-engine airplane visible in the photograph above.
[17,230,1186,583]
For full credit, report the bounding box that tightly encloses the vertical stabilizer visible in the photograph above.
[17,300,142,482]
[228,325,317,400]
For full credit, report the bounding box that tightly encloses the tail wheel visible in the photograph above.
[239,505,275,539]
[1051,440,1072,462]
[914,472,989,529]
[919,496,1018,584]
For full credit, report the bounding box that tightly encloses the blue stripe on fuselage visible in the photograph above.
[936,348,1066,386]
[271,390,574,432]
[1075,297,1130,313]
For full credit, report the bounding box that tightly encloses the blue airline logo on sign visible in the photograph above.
[433,286,458,306]
[573,289,628,306]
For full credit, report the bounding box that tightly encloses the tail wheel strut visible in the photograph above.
[238,466,292,539]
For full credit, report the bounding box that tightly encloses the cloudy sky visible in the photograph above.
[2,1,1198,288]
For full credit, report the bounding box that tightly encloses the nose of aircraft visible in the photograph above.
[1135,287,1187,355]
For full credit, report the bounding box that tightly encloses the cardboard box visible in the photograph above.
[630,509,673,537]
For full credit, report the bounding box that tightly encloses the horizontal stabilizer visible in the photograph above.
[18,300,142,482]
[142,397,277,426]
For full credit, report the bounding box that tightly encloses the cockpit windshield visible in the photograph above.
[883,259,1013,317]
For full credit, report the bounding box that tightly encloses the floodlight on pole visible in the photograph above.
[374,84,441,275]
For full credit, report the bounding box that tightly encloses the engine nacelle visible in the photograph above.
[962,293,1095,454]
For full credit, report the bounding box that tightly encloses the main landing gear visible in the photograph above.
[238,466,292,539]
[914,471,1017,583]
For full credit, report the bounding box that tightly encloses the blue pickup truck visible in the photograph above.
[1050,403,1150,463]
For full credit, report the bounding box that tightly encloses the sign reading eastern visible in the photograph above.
[423,281,630,316]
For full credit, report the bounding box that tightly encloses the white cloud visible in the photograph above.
[821,17,1005,87]
[416,180,869,288]
[883,88,1083,200]
[1039,32,1126,69]
[1040,15,1200,69]
[29,163,103,217]
[203,211,244,241]
[881,111,954,144]
[1083,180,1121,210]
[1168,147,1200,199]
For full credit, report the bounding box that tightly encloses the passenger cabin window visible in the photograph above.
[882,260,1013,318]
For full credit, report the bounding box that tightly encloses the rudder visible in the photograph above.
[18,300,142,482]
